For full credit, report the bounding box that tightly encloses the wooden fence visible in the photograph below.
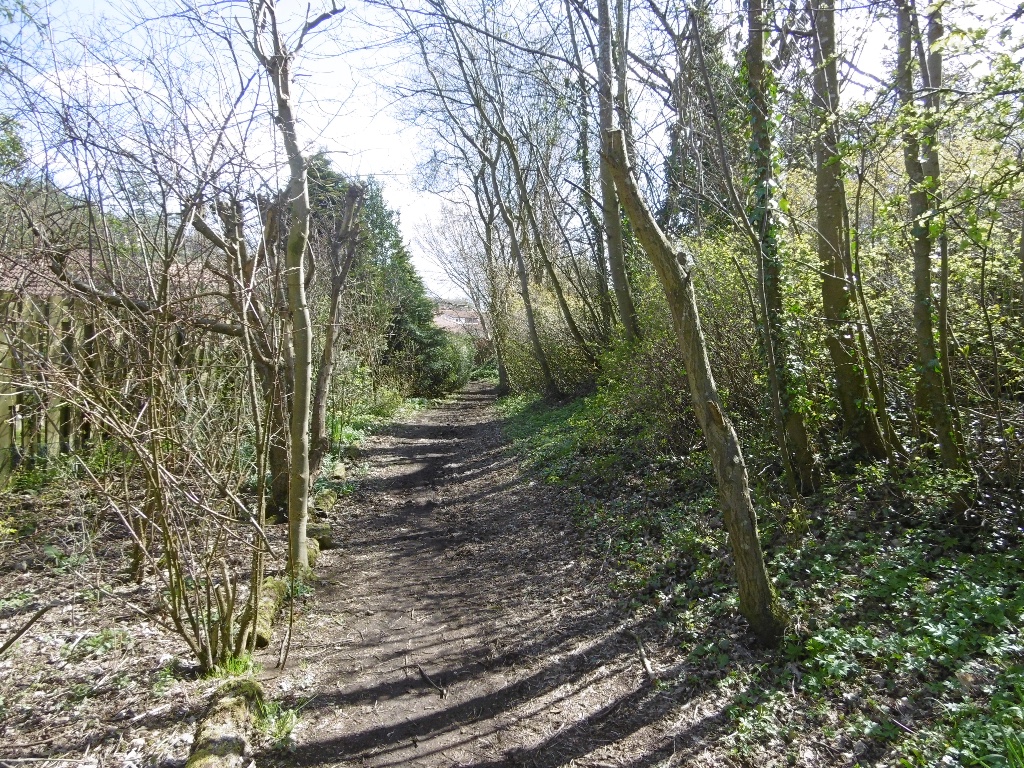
[1,293,83,485]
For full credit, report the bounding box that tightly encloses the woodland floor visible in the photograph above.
[1,383,859,768]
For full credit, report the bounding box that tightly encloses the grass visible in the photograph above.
[62,627,132,661]
[152,663,178,695]
[254,696,316,752]
[0,590,34,612]
[499,389,1024,767]
[208,654,260,679]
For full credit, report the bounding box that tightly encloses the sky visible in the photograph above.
[49,0,462,299]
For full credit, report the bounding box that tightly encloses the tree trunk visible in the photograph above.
[268,435,289,517]
[1018,212,1024,318]
[597,0,640,343]
[747,0,818,494]
[309,186,364,481]
[564,0,614,336]
[308,278,342,483]
[613,0,634,157]
[895,0,966,470]
[489,162,560,397]
[607,128,787,645]
[266,49,312,572]
[810,0,888,460]
[255,361,289,517]
[483,215,512,395]
[920,4,966,461]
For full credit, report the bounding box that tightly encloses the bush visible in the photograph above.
[412,330,475,397]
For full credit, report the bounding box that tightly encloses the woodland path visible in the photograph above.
[256,382,711,768]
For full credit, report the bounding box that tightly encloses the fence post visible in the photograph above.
[0,292,16,484]
[43,296,63,459]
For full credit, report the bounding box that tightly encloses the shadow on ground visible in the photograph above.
[260,383,761,768]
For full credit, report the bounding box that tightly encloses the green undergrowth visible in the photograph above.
[312,393,436,496]
[499,389,1024,766]
[324,391,432,455]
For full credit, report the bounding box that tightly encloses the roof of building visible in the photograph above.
[433,309,485,336]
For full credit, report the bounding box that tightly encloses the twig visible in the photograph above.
[626,630,657,684]
[0,735,58,750]
[0,601,61,657]
[416,664,447,698]
[891,717,917,735]
[277,622,291,670]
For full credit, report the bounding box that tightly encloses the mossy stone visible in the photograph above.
[185,680,263,768]
[254,577,288,649]
[307,522,334,549]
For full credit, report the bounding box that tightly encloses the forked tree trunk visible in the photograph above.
[607,129,787,644]
[895,0,966,471]
[810,0,888,460]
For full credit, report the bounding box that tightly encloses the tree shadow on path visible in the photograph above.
[261,383,760,768]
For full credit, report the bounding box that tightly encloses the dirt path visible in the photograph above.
[256,383,707,768]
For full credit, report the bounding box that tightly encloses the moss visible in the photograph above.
[185,681,263,768]
[254,577,288,649]
[313,488,338,511]
[308,538,320,569]
[307,521,334,549]
[217,678,264,703]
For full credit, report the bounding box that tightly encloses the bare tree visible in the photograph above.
[245,0,344,572]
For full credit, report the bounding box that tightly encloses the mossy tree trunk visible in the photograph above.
[895,0,967,471]
[746,0,818,495]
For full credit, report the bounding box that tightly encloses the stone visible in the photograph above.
[313,489,338,512]
[307,522,334,550]
[185,680,263,768]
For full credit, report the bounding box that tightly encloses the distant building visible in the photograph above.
[433,304,485,337]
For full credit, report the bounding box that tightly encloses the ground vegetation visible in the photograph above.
[0,0,1022,765]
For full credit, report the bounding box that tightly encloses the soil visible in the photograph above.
[0,481,208,766]
[1,382,756,768]
[256,382,719,768]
